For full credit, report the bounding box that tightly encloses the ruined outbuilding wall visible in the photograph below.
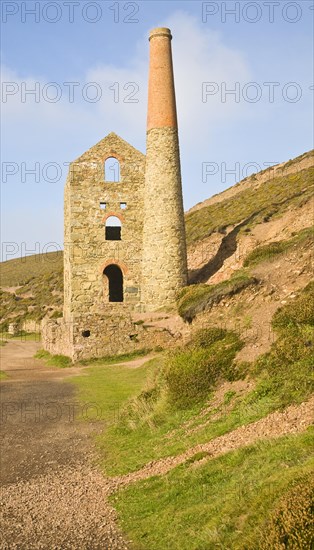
[42,313,176,362]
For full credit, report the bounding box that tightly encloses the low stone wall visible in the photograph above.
[8,323,20,336]
[42,313,177,362]
[22,319,41,334]
[41,317,72,358]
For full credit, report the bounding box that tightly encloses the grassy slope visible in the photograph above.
[243,226,314,267]
[178,226,313,322]
[177,270,258,322]
[112,431,313,550]
[185,166,313,245]
[0,251,63,286]
[0,255,63,330]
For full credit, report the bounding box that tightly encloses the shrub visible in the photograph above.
[187,327,228,349]
[272,325,313,365]
[260,475,314,549]
[272,281,314,330]
[254,283,314,405]
[177,271,257,322]
[164,329,243,409]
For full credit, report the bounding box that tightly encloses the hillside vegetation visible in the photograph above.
[0,261,63,331]
[185,165,313,245]
[0,251,63,287]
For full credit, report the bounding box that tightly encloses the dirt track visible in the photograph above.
[0,340,129,550]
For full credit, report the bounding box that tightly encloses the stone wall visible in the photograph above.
[42,313,176,362]
[22,319,41,333]
[63,132,146,322]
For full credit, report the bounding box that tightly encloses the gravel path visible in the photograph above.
[1,466,128,550]
[0,341,130,550]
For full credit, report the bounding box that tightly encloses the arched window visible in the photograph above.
[104,157,120,182]
[105,216,121,241]
[103,265,123,302]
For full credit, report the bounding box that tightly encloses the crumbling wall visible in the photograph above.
[42,313,176,362]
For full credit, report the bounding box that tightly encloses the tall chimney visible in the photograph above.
[141,27,188,311]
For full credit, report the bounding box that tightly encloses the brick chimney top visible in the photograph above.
[149,27,172,40]
[147,27,177,130]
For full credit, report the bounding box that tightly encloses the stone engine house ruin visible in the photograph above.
[42,27,187,361]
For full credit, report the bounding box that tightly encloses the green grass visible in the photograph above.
[271,280,314,329]
[0,370,8,379]
[185,165,314,245]
[70,357,158,423]
[164,329,243,408]
[77,348,153,366]
[34,349,72,368]
[0,251,63,287]
[112,430,314,550]
[177,270,257,322]
[243,226,314,267]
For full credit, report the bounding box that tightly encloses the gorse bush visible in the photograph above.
[164,328,243,408]
[187,327,227,348]
[272,325,313,365]
[260,475,314,549]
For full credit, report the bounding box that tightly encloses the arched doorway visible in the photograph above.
[103,264,123,302]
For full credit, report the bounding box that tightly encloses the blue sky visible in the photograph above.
[1,0,313,260]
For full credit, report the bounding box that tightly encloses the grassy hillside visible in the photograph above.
[0,251,63,287]
[180,226,313,322]
[0,263,63,330]
[185,165,313,245]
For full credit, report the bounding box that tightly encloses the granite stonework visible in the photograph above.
[42,28,188,360]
